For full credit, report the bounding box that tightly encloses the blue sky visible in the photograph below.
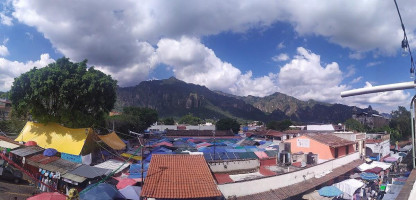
[1,0,416,113]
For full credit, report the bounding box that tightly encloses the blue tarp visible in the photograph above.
[318,186,342,197]
[80,183,125,200]
[129,163,149,179]
[360,172,378,180]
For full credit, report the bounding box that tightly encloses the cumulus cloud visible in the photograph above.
[272,53,289,62]
[0,54,54,91]
[0,45,8,56]
[349,51,366,60]
[156,37,277,96]
[277,42,285,49]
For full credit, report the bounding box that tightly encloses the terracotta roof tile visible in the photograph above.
[305,133,356,147]
[214,173,234,184]
[141,154,222,199]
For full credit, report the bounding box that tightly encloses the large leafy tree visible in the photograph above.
[266,119,293,131]
[108,106,158,134]
[345,118,365,132]
[390,106,411,139]
[216,118,240,133]
[178,114,202,125]
[10,58,117,128]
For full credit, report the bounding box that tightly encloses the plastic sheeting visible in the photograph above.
[357,161,391,172]
[119,186,141,200]
[94,159,130,174]
[15,122,95,155]
[0,140,19,149]
[80,183,125,200]
[333,179,364,197]
[97,132,126,150]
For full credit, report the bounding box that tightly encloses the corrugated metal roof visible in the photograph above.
[94,159,130,174]
[68,165,110,179]
[11,146,43,157]
[0,140,20,149]
[61,173,87,183]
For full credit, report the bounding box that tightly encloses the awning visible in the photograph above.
[121,153,142,161]
[68,165,111,179]
[97,132,126,150]
[357,161,391,171]
[333,179,364,197]
[61,173,87,183]
[0,140,20,149]
[11,146,44,157]
[40,159,81,174]
[94,159,130,174]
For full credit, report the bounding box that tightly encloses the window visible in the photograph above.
[335,148,339,158]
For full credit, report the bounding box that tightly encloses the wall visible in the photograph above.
[366,140,390,158]
[286,135,333,160]
[218,152,360,198]
[208,159,259,173]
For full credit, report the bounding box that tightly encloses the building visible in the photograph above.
[353,112,389,129]
[166,129,234,137]
[333,131,366,158]
[285,133,356,163]
[306,124,335,132]
[365,132,390,161]
[0,99,11,120]
[147,123,216,132]
[141,154,222,200]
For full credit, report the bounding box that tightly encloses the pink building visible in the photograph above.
[286,133,356,161]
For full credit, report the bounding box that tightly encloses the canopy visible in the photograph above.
[0,140,20,149]
[43,148,58,157]
[357,161,391,172]
[116,178,137,189]
[15,122,95,155]
[365,167,383,174]
[97,132,126,150]
[119,186,141,200]
[384,156,398,163]
[302,190,333,200]
[27,192,66,200]
[25,141,37,146]
[80,183,125,200]
[360,172,379,180]
[333,179,364,197]
[318,186,342,197]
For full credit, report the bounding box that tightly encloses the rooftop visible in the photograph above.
[166,129,234,137]
[141,154,222,199]
[304,133,356,147]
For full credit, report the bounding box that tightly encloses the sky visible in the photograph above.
[1,0,416,113]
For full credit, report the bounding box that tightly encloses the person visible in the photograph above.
[376,191,386,200]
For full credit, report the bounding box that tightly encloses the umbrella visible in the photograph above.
[43,148,58,157]
[116,178,137,189]
[25,141,37,146]
[383,157,398,163]
[119,186,141,200]
[80,183,125,200]
[360,172,379,180]
[27,192,66,200]
[318,186,342,197]
[365,167,383,174]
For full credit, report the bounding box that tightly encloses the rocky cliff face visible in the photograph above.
[116,77,370,123]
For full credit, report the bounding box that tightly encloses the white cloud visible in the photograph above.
[345,65,355,77]
[0,45,8,56]
[349,51,366,60]
[0,12,12,26]
[350,76,362,84]
[278,47,348,102]
[156,37,277,97]
[0,54,54,91]
[366,61,382,67]
[277,42,285,49]
[272,53,289,62]
[25,32,33,40]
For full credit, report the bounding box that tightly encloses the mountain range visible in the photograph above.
[116,77,374,123]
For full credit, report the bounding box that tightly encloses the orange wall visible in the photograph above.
[286,136,354,160]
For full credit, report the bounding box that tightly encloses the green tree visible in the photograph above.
[108,106,158,134]
[162,117,175,125]
[345,118,365,132]
[178,114,202,125]
[216,118,240,133]
[10,57,117,128]
[390,106,411,139]
[267,119,292,131]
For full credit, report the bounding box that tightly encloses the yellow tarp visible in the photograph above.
[97,131,126,150]
[15,121,93,155]
[121,153,142,160]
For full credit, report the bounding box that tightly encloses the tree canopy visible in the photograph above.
[216,118,240,133]
[108,106,158,134]
[10,58,117,128]
[162,117,175,125]
[266,119,292,131]
[178,114,202,125]
[390,106,411,139]
[345,118,365,132]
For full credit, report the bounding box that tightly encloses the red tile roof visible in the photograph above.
[214,173,234,184]
[304,133,356,148]
[141,154,222,199]
[259,166,276,176]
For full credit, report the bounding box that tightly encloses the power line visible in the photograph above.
[394,0,416,77]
